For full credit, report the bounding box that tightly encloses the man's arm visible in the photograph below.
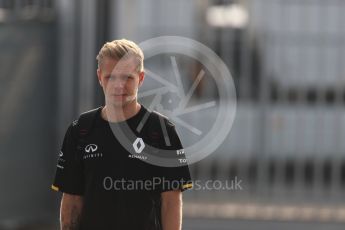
[60,193,84,230]
[161,190,182,230]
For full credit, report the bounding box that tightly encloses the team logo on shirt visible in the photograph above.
[132,138,145,154]
[57,150,65,169]
[84,144,103,159]
[128,138,148,160]
[85,144,98,153]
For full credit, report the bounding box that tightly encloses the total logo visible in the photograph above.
[84,144,103,159]
[128,138,147,160]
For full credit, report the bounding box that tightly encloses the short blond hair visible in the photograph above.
[96,39,144,72]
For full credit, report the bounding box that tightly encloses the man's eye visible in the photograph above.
[106,76,115,80]
[121,76,131,81]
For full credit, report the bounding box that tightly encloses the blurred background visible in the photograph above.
[1,0,345,229]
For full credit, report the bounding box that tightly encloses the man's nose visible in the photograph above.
[110,78,126,88]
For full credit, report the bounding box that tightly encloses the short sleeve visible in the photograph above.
[51,123,84,195]
[151,121,193,193]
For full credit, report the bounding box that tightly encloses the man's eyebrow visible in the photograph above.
[107,73,132,78]
[118,73,135,77]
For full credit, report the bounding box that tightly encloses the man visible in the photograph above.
[52,39,193,230]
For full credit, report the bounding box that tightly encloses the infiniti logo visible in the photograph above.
[85,144,98,153]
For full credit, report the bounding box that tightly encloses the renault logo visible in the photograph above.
[133,138,145,154]
[85,144,98,153]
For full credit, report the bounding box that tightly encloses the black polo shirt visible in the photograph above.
[52,105,192,230]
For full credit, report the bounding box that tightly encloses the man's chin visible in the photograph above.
[107,98,135,108]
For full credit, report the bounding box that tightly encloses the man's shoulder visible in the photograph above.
[70,107,103,126]
[79,107,103,119]
[69,107,103,134]
[150,110,168,120]
[78,107,103,122]
[149,110,175,128]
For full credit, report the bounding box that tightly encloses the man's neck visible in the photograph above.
[102,101,141,122]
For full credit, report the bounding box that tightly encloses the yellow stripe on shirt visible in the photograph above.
[51,185,59,191]
[182,183,193,189]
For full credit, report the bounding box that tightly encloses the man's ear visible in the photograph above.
[138,71,145,87]
[97,68,102,86]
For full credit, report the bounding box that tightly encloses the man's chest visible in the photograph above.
[80,133,153,180]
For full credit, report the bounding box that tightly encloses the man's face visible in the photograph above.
[97,57,144,107]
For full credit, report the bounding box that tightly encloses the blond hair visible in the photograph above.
[96,39,144,72]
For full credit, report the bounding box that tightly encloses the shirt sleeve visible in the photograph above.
[51,123,84,195]
[151,120,193,193]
